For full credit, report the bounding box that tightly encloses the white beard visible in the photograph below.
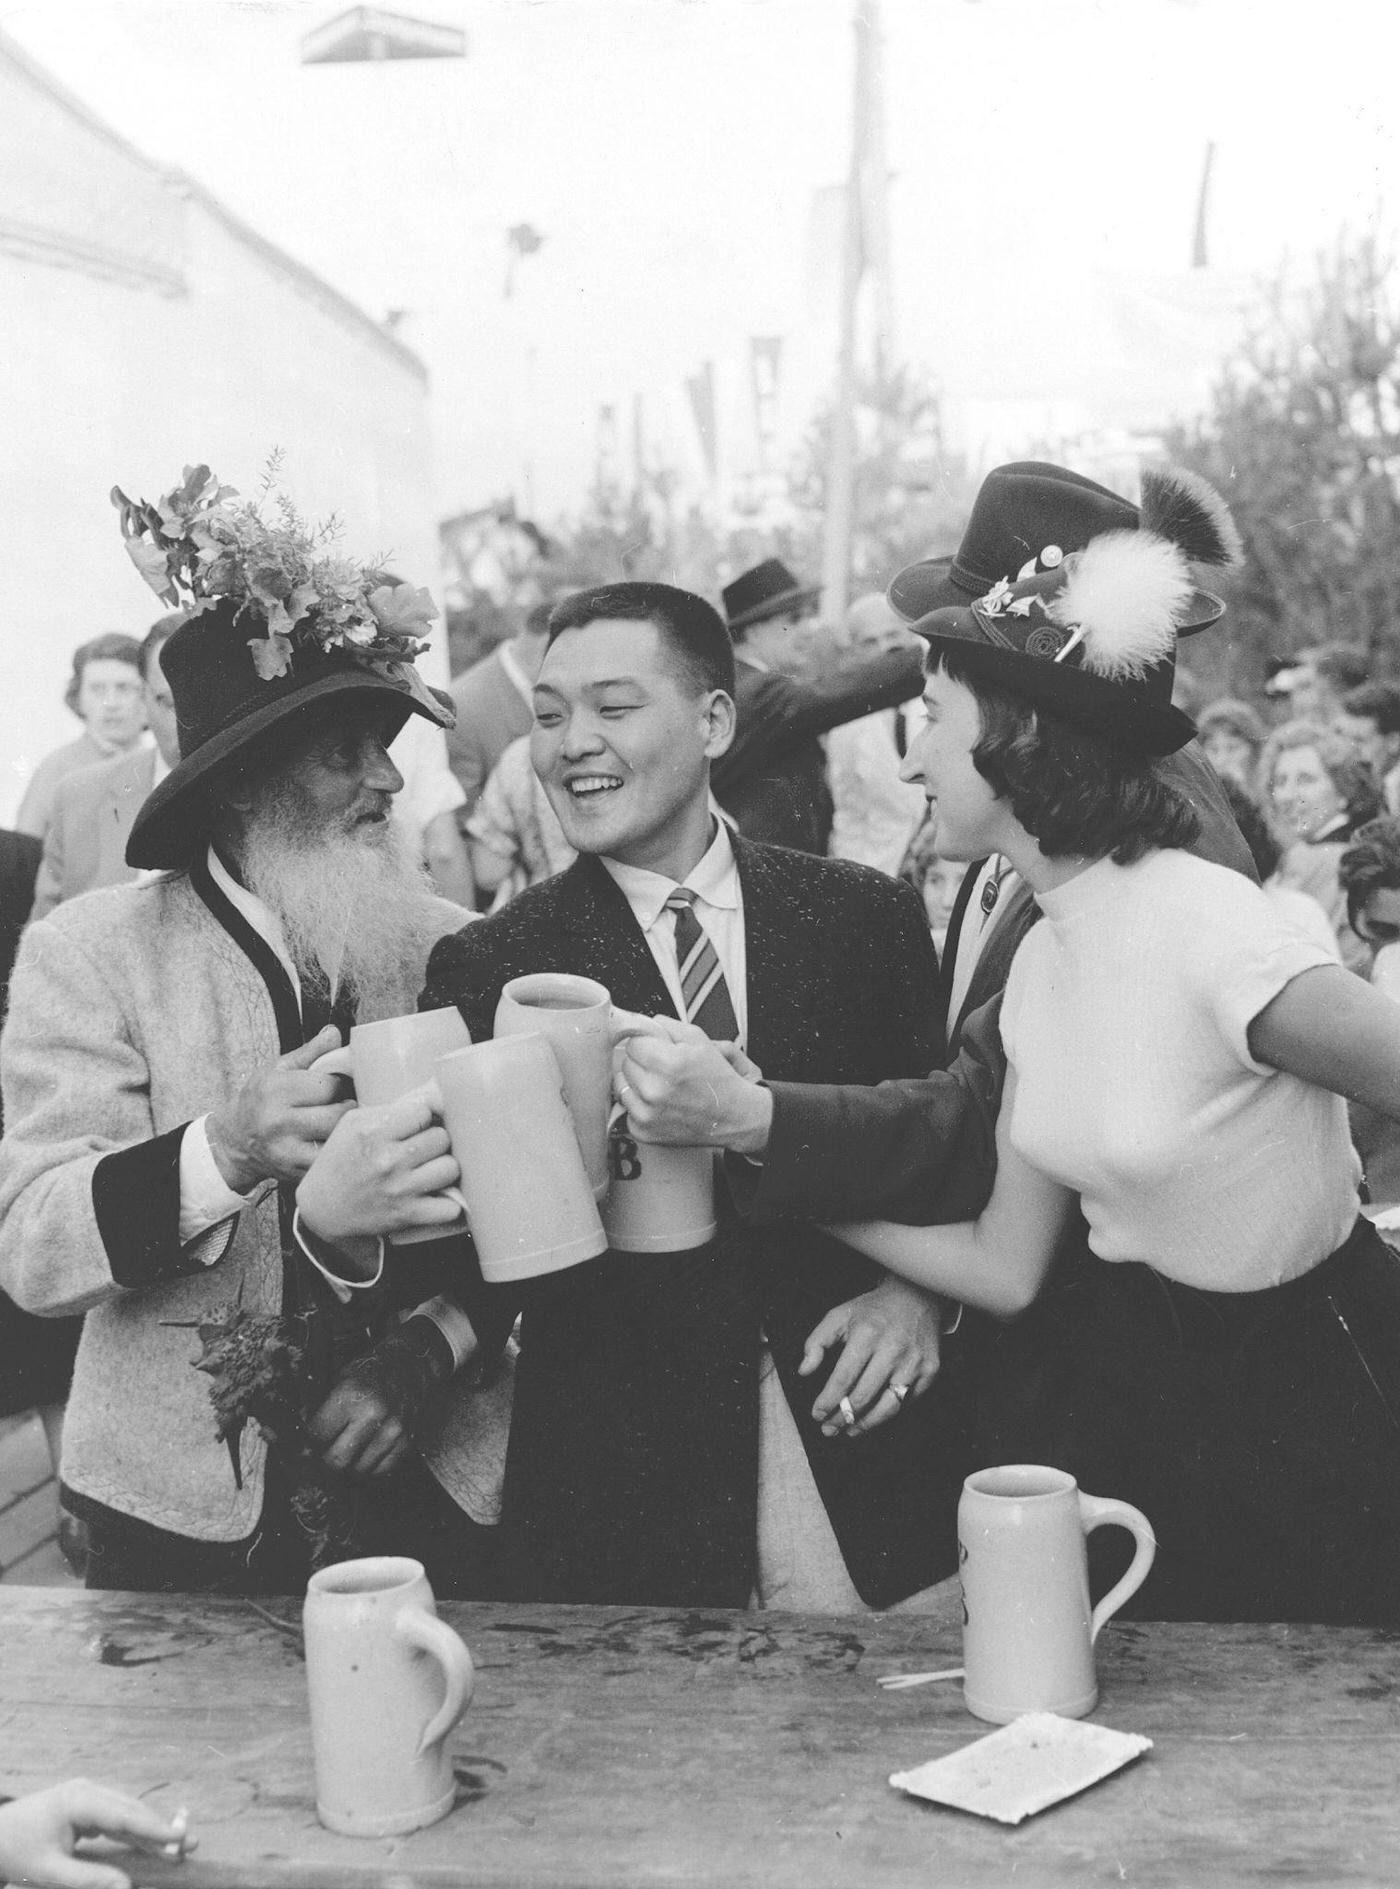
[237,802,442,1024]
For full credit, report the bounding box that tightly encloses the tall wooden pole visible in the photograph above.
[820,2,880,626]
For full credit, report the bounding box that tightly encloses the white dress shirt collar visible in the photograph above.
[601,816,740,935]
[206,845,301,1000]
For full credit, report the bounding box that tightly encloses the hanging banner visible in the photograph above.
[750,336,783,468]
[596,403,619,493]
[685,361,718,485]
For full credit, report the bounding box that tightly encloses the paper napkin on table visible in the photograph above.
[889,1712,1152,1825]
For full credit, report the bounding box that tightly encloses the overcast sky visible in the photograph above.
[4,0,1397,519]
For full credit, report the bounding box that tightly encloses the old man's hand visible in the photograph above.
[613,1015,771,1153]
[309,1320,454,1477]
[295,1086,462,1246]
[205,1025,354,1193]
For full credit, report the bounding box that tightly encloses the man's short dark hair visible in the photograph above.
[1341,681,1400,737]
[1341,817,1400,932]
[139,612,185,682]
[547,583,736,698]
[934,646,1201,865]
[1311,642,1371,694]
[63,632,143,713]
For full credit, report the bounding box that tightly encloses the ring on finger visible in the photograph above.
[838,1395,857,1428]
[889,1382,909,1406]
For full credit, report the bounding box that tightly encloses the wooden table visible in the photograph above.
[2,1586,1398,1888]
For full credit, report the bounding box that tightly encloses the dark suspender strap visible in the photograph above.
[938,857,986,1018]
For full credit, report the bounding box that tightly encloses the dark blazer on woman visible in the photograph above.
[421,833,971,1607]
[736,739,1258,1233]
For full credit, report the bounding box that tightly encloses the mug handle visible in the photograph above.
[609,1007,677,1047]
[309,1046,355,1083]
[1079,1493,1157,1642]
[396,1607,475,1755]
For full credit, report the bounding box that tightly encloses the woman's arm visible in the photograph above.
[1249,963,1400,1117]
[823,1072,1075,1318]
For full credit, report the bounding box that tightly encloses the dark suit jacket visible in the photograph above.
[739,740,1258,1233]
[29,745,156,922]
[712,644,924,854]
[421,835,966,1606]
[0,829,65,1415]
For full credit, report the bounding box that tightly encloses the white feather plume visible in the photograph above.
[1046,531,1192,680]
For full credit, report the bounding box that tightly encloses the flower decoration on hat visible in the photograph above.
[111,457,438,684]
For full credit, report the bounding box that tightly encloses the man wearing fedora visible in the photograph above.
[713,557,925,855]
[618,465,1257,1349]
[0,470,505,1595]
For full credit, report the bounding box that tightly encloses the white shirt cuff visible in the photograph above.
[406,1296,479,1370]
[179,1115,253,1250]
[291,1208,387,1305]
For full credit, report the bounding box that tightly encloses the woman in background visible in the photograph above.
[1258,718,1379,969]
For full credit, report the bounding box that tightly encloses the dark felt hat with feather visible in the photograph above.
[907,466,1242,756]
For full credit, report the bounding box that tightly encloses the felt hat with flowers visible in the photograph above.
[114,463,454,869]
[908,467,1241,757]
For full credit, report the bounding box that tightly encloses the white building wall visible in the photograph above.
[0,33,444,826]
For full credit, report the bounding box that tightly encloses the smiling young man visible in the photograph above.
[419,581,972,1611]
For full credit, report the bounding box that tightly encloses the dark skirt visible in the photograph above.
[0,1293,80,1417]
[978,1215,1400,1624]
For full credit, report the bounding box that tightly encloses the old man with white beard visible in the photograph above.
[0,468,505,1596]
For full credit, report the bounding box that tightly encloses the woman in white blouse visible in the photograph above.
[827,476,1400,1624]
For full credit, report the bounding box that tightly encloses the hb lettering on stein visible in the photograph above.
[601,1109,719,1253]
[958,1465,1156,1724]
[303,1556,474,1837]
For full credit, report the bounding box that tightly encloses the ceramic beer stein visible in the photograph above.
[494,973,613,1198]
[959,1464,1156,1723]
[433,1035,608,1283]
[321,1008,473,1244]
[303,1556,474,1837]
[600,1108,719,1252]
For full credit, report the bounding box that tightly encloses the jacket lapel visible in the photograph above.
[731,836,808,1078]
[953,876,1038,1040]
[557,855,679,1020]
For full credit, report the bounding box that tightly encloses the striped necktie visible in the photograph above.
[664,887,740,1041]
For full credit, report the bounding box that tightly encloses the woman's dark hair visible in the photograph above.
[1219,775,1280,880]
[63,632,143,715]
[1340,816,1400,932]
[934,647,1200,864]
[547,582,735,698]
